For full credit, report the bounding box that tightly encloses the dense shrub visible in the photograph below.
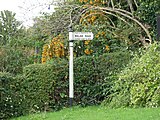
[21,61,67,112]
[1,50,132,119]
[0,60,68,119]
[19,51,132,112]
[46,60,69,110]
[104,43,160,108]
[0,72,24,119]
[74,56,99,105]
[74,51,132,106]
[21,51,132,110]
[96,52,133,96]
[0,46,34,75]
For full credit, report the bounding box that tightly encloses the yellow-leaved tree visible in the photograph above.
[41,34,65,63]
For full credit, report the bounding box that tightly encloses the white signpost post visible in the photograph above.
[69,31,93,106]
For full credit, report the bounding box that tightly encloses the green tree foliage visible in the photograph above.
[31,0,157,60]
[135,0,160,38]
[0,10,35,74]
[0,10,23,45]
[0,45,34,74]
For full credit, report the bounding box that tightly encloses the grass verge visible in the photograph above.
[12,106,160,120]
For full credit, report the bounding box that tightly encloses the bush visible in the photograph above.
[0,59,69,119]
[46,60,69,110]
[22,62,62,112]
[74,51,132,106]
[74,56,99,105]
[105,43,160,108]
[0,46,34,75]
[96,51,133,97]
[0,72,24,119]
[21,51,132,110]
[2,50,131,119]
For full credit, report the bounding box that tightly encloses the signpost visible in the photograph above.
[69,32,94,40]
[68,30,94,106]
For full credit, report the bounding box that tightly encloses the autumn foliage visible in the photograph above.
[41,35,64,63]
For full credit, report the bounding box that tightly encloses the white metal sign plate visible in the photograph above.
[69,32,94,40]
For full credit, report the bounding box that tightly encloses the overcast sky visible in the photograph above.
[0,0,55,27]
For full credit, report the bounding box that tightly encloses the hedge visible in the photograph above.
[20,51,132,111]
[74,51,132,105]
[21,60,68,112]
[104,43,160,108]
[1,51,132,119]
[0,72,24,119]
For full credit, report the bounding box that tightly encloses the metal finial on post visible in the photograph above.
[68,24,73,32]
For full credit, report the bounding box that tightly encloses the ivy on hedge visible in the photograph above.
[104,43,160,108]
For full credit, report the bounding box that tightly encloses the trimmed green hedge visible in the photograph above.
[0,72,24,119]
[22,64,55,112]
[1,51,132,119]
[74,51,132,106]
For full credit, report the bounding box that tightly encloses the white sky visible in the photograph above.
[0,0,56,27]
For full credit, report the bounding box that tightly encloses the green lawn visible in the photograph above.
[12,106,160,120]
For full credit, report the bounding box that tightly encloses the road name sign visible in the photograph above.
[68,31,94,106]
[69,32,94,40]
